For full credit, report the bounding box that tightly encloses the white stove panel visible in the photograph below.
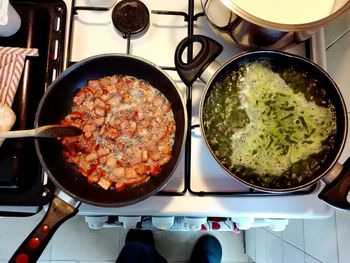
[62,0,336,218]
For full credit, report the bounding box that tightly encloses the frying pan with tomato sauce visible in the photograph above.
[10,54,187,262]
[175,35,350,210]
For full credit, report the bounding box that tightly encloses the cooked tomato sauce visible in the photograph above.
[60,75,175,191]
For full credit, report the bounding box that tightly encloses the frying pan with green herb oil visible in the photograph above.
[175,35,350,210]
[203,60,337,189]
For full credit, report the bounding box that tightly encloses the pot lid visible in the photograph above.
[220,0,350,29]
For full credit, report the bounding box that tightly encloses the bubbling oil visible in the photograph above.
[203,60,337,188]
[230,62,336,176]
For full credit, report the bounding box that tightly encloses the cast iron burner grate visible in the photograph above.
[112,0,150,36]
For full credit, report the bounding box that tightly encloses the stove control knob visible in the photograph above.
[84,216,108,229]
[119,216,142,229]
[265,218,289,232]
[184,217,207,231]
[232,217,255,230]
[152,216,174,230]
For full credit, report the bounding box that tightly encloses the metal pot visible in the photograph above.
[10,54,187,262]
[175,35,350,210]
[201,0,350,49]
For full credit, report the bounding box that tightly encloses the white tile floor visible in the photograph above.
[246,211,350,263]
[0,210,250,263]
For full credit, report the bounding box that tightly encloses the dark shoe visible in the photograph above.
[189,235,222,263]
[125,229,155,247]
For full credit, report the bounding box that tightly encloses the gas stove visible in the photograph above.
[0,0,336,230]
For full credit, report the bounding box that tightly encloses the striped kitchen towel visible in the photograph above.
[0,46,39,107]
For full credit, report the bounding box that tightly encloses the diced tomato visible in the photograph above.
[166,124,175,137]
[62,150,69,158]
[129,110,138,120]
[87,80,100,94]
[150,163,161,176]
[78,168,89,177]
[141,150,148,162]
[125,168,138,179]
[162,103,171,113]
[115,182,126,192]
[87,175,99,184]
[121,77,134,84]
[97,169,106,177]
[70,111,82,119]
[117,142,125,151]
[65,143,77,156]
[162,145,171,155]
[105,128,119,139]
[134,165,146,175]
[61,119,73,126]
[88,164,98,174]
[122,93,132,104]
[125,174,148,186]
[84,132,92,139]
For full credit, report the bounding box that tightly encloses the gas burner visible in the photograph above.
[112,0,150,36]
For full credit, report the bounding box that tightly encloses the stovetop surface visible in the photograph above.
[65,0,316,196]
[0,0,332,214]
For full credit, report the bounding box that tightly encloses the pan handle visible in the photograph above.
[319,157,350,210]
[174,35,223,86]
[9,196,79,263]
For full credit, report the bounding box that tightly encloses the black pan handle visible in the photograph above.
[9,196,78,263]
[319,157,350,210]
[174,35,223,86]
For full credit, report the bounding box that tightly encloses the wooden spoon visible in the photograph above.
[0,125,83,138]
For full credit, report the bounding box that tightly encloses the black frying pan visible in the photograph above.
[175,35,350,210]
[10,54,187,262]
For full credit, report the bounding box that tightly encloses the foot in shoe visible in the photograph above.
[125,229,155,247]
[189,234,222,263]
